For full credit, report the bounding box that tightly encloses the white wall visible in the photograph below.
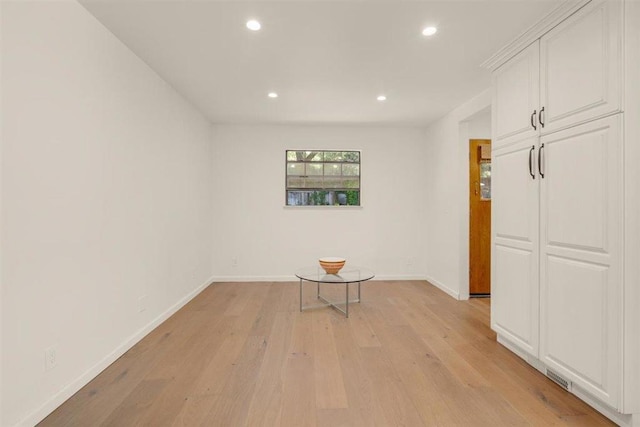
[211,125,428,280]
[467,109,492,140]
[0,1,4,422]
[422,90,491,299]
[1,2,214,426]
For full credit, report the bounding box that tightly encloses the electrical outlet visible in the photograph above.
[138,295,147,313]
[45,345,58,371]
[231,257,238,268]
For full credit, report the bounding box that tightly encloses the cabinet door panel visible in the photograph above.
[493,144,536,242]
[545,256,608,387]
[544,123,608,252]
[540,0,622,134]
[493,245,538,353]
[491,139,539,356]
[540,115,621,407]
[492,41,539,148]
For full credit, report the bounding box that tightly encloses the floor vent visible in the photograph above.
[546,369,571,391]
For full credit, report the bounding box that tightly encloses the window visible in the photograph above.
[286,150,360,206]
[480,162,491,200]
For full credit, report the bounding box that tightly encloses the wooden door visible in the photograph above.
[539,115,622,407]
[492,40,540,148]
[539,0,622,135]
[491,137,540,358]
[469,139,492,295]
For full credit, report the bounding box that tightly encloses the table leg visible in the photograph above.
[358,281,361,302]
[317,281,320,299]
[346,282,349,318]
[299,278,303,312]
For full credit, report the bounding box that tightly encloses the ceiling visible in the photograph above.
[81,1,558,126]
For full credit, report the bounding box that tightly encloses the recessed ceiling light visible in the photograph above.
[246,19,261,31]
[268,92,278,98]
[422,26,437,36]
[377,95,387,101]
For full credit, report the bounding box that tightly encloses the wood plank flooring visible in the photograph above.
[39,281,614,426]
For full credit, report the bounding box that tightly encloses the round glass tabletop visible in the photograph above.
[295,266,375,283]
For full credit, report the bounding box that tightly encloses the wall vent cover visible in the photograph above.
[546,368,571,391]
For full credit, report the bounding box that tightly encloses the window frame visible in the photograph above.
[285,149,362,207]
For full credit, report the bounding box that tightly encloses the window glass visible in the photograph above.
[286,150,360,206]
[306,163,323,176]
[480,162,491,200]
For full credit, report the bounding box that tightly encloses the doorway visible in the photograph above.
[469,139,491,296]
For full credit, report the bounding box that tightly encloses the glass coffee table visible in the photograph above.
[296,266,375,318]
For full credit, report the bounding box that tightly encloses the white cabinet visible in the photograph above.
[539,115,622,407]
[493,0,622,147]
[540,0,622,133]
[489,0,634,419]
[491,138,539,357]
[492,42,539,145]
[491,118,623,404]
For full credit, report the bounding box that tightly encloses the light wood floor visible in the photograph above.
[40,281,614,426]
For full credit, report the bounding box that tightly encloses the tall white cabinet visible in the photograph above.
[539,114,622,407]
[487,0,639,424]
[491,41,541,360]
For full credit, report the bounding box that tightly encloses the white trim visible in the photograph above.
[211,275,297,282]
[572,384,637,427]
[283,206,363,210]
[481,0,591,71]
[15,275,215,427]
[498,334,639,427]
[624,0,640,414]
[425,275,461,300]
[209,275,428,283]
[497,334,540,368]
[370,275,426,282]
[0,2,4,423]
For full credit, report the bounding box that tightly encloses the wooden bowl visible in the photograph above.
[319,257,346,274]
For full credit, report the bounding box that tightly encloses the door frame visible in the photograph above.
[458,104,492,300]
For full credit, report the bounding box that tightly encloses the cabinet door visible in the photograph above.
[540,0,622,134]
[539,115,622,408]
[491,138,539,357]
[492,41,540,148]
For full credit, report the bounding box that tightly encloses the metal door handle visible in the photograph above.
[539,107,545,128]
[531,110,537,131]
[528,145,535,179]
[538,143,545,178]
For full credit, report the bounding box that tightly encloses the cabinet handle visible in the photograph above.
[531,110,537,130]
[528,145,535,179]
[539,107,545,128]
[538,143,545,178]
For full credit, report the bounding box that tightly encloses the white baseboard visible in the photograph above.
[210,275,297,282]
[209,274,429,283]
[17,275,215,427]
[571,384,636,427]
[424,275,460,300]
[497,334,638,427]
[370,275,428,281]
